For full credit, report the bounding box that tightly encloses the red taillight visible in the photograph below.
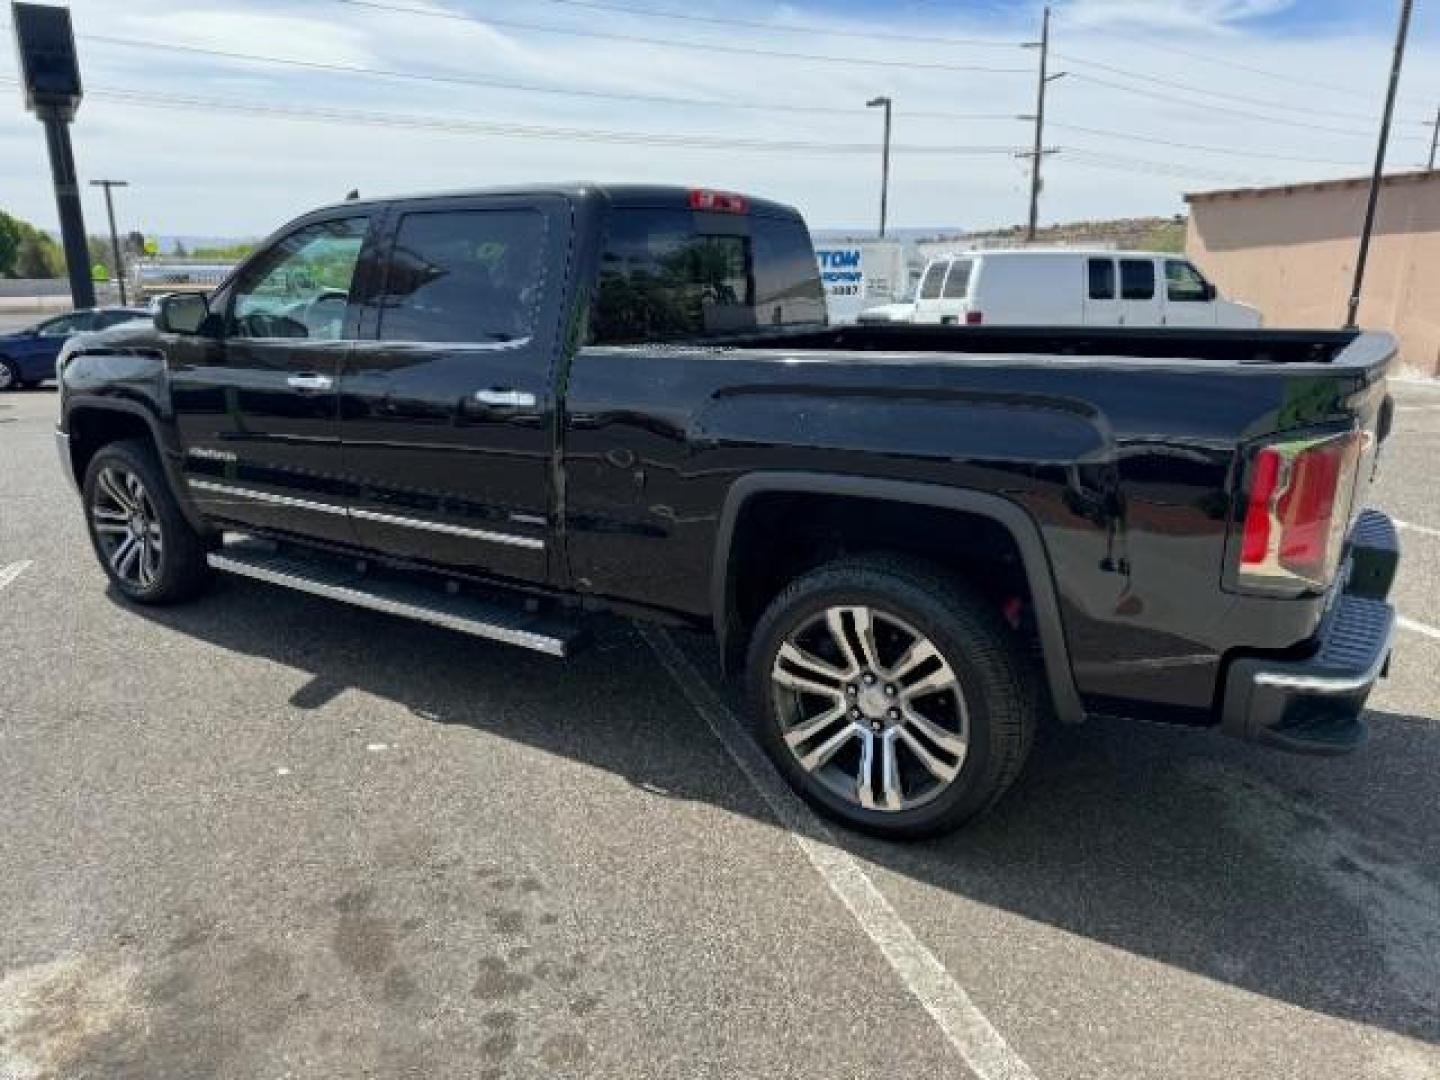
[1241,446,1282,565]
[689,189,748,214]
[1237,430,1362,592]
[965,310,983,325]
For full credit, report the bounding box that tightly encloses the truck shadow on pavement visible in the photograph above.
[115,578,1440,1047]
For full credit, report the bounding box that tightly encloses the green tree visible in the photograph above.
[0,211,23,277]
[15,234,62,277]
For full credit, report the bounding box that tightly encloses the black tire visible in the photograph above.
[82,439,210,605]
[746,555,1037,839]
[0,358,19,391]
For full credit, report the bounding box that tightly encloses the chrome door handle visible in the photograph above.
[474,388,536,409]
[286,373,333,391]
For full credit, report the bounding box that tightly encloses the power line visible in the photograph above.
[1060,148,1273,186]
[1050,19,1391,105]
[1049,122,1372,168]
[1054,49,1430,127]
[1067,71,1427,142]
[484,0,1026,50]
[325,0,1030,74]
[77,35,1024,122]
[0,71,1303,190]
[0,76,1027,155]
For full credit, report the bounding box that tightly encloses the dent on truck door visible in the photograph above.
[338,195,570,585]
[168,214,372,545]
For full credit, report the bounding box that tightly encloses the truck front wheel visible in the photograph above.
[745,556,1037,839]
[82,439,210,605]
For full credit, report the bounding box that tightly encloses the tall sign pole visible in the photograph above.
[90,179,129,305]
[1426,104,1439,170]
[12,3,94,309]
[1346,0,1413,329]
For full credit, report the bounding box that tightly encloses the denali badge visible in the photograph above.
[188,447,237,463]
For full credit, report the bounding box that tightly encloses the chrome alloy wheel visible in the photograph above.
[769,605,969,813]
[90,466,164,589]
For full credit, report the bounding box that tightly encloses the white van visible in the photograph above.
[907,249,1261,328]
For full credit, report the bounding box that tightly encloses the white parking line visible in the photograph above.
[1398,616,1440,643]
[1394,519,1440,540]
[0,560,33,592]
[641,624,1036,1080]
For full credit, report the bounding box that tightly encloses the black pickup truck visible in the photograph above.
[55,184,1400,838]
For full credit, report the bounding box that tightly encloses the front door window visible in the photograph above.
[229,217,368,340]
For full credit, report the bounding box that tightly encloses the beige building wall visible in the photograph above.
[1185,171,1440,376]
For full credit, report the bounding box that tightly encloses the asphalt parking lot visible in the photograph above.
[2,374,1438,1080]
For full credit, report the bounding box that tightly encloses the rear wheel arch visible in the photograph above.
[712,472,1083,724]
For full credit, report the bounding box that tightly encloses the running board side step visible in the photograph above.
[208,538,586,657]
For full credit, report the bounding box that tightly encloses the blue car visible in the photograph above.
[0,307,151,390]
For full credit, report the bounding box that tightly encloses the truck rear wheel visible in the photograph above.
[82,439,210,605]
[746,556,1036,839]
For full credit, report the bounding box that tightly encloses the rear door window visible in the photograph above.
[378,209,546,343]
[1120,259,1156,301]
[918,261,946,300]
[941,259,973,299]
[1088,258,1115,300]
[589,208,825,343]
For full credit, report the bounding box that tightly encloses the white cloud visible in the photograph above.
[1056,0,1295,32]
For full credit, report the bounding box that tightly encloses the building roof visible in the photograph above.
[1185,168,1439,204]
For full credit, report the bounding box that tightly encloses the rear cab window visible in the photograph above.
[589,205,826,344]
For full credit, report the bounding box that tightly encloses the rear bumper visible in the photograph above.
[1220,510,1398,755]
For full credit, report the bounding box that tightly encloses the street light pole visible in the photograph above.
[1346,0,1413,329]
[866,96,892,238]
[90,178,129,305]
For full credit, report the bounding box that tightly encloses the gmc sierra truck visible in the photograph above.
[55,184,1400,838]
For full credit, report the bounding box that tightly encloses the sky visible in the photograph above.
[2,0,1439,242]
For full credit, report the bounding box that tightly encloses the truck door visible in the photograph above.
[338,194,570,585]
[168,214,372,546]
[1083,257,1121,325]
[1161,258,1217,326]
[1118,257,1162,326]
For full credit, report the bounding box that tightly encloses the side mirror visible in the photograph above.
[1205,282,1218,302]
[156,293,210,335]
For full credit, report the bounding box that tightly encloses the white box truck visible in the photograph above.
[814,241,909,325]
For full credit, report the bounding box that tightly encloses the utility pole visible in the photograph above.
[866,96,892,238]
[1426,104,1438,170]
[1021,6,1065,241]
[90,179,129,305]
[1346,0,1413,329]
